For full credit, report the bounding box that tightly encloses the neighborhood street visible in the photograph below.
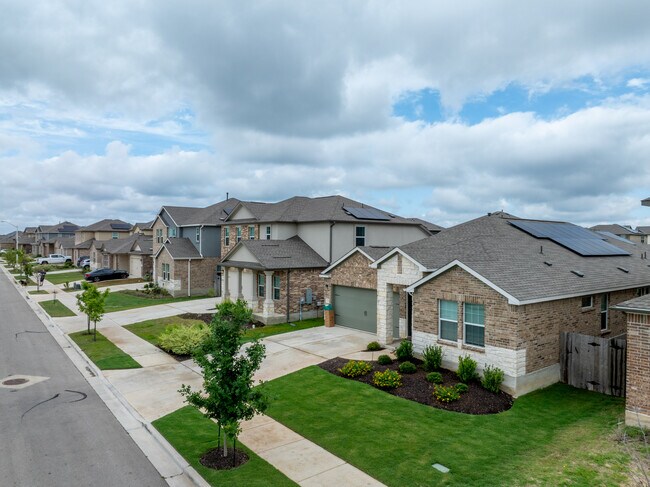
[0,271,166,487]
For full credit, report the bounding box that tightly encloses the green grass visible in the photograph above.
[94,277,144,288]
[38,299,76,317]
[69,330,141,370]
[28,290,48,295]
[45,270,84,285]
[125,315,324,347]
[263,367,630,487]
[153,406,297,487]
[103,291,208,313]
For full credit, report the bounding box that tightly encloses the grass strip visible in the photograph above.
[69,330,141,370]
[38,299,76,317]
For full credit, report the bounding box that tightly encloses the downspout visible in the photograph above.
[286,270,291,323]
[329,221,336,263]
[187,259,191,296]
[198,225,204,257]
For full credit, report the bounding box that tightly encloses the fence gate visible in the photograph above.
[560,332,626,397]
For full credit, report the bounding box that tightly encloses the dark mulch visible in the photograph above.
[200,447,249,470]
[157,346,191,362]
[319,357,513,415]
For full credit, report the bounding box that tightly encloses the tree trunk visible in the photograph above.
[93,320,97,341]
[87,315,91,334]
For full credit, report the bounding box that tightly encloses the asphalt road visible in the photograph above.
[0,272,167,487]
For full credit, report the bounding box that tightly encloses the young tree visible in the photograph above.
[179,299,267,467]
[18,250,33,283]
[76,282,109,340]
[4,249,17,270]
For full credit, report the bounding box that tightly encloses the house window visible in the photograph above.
[249,226,255,240]
[168,227,177,238]
[156,228,163,243]
[266,226,271,240]
[581,295,593,308]
[355,226,366,247]
[162,263,170,281]
[224,227,230,246]
[236,226,242,243]
[600,293,609,331]
[464,303,485,347]
[257,273,265,297]
[195,227,200,243]
[112,232,118,239]
[637,286,650,297]
[439,300,458,342]
[273,275,281,300]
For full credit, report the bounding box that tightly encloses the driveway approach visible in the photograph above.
[0,272,166,487]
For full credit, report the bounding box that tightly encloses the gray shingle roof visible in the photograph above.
[611,293,650,313]
[636,226,650,235]
[407,218,445,233]
[74,239,94,249]
[163,198,240,226]
[643,197,650,207]
[94,234,151,255]
[358,246,394,261]
[399,212,650,303]
[55,237,76,250]
[224,236,328,270]
[38,221,79,233]
[134,220,154,230]
[78,219,132,232]
[590,224,639,236]
[162,238,202,259]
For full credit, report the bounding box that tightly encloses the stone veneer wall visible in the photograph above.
[625,312,650,428]
[220,224,260,256]
[152,217,167,255]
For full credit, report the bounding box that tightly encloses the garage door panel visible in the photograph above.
[333,285,377,333]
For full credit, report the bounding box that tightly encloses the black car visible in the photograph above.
[84,268,129,282]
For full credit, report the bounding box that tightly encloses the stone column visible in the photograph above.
[263,270,274,317]
[251,271,258,309]
[223,267,230,299]
[237,268,243,300]
[377,281,393,345]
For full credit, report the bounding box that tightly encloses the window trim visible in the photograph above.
[224,227,230,246]
[257,273,265,297]
[236,226,242,243]
[162,263,170,281]
[156,228,163,243]
[355,225,366,247]
[272,275,281,300]
[581,295,593,309]
[168,227,177,238]
[249,225,255,240]
[438,299,458,342]
[600,293,609,331]
[463,302,485,348]
[266,226,271,240]
[112,232,118,239]
[195,227,200,243]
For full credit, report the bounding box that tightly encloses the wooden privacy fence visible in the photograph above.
[560,332,627,397]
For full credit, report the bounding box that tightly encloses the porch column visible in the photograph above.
[377,282,393,345]
[223,267,230,299]
[263,270,274,317]
[237,268,243,300]
[251,271,258,308]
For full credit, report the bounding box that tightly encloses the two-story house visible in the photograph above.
[219,195,438,323]
[73,219,133,264]
[35,222,79,256]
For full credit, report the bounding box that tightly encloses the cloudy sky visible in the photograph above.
[1,1,650,233]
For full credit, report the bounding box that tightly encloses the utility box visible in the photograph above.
[305,288,313,305]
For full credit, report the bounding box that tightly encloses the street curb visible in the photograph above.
[1,264,209,487]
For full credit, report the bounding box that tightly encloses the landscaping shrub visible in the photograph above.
[426,371,443,384]
[422,344,443,371]
[481,364,505,393]
[433,384,461,403]
[366,341,382,351]
[339,360,373,378]
[457,355,478,383]
[455,383,469,394]
[377,354,393,365]
[372,369,402,389]
[398,361,417,374]
[142,282,170,297]
[158,323,209,355]
[395,340,413,361]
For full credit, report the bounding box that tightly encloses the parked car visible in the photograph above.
[80,258,91,268]
[37,254,72,265]
[84,268,129,282]
[76,255,90,267]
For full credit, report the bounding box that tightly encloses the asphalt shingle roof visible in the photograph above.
[612,293,650,313]
[38,221,79,233]
[163,198,241,226]
[407,218,445,233]
[225,236,328,270]
[358,246,394,261]
[162,238,202,259]
[399,212,650,303]
[78,219,132,232]
[590,224,639,236]
[636,226,650,235]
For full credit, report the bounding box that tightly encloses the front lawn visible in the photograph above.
[94,277,144,288]
[45,270,84,285]
[242,318,323,343]
[38,300,76,317]
[69,330,141,370]
[103,291,207,313]
[264,367,630,487]
[153,406,297,487]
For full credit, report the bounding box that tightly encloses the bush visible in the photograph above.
[457,355,478,383]
[377,354,393,365]
[339,360,373,378]
[158,323,209,355]
[366,341,382,351]
[481,364,505,393]
[143,282,170,297]
[395,340,413,361]
[455,383,469,393]
[372,369,402,389]
[422,344,443,371]
[426,372,443,384]
[433,384,461,402]
[398,361,417,374]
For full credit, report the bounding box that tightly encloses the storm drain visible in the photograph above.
[0,375,50,390]
[3,378,29,386]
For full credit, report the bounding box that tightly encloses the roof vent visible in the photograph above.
[543,261,552,266]
[571,270,584,278]
[617,266,629,273]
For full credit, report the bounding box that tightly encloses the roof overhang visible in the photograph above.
[643,197,650,207]
[369,247,428,272]
[321,247,377,276]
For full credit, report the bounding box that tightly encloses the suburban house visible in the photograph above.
[152,198,240,297]
[0,229,36,254]
[131,221,154,237]
[635,226,650,245]
[590,224,642,242]
[73,219,133,263]
[219,195,438,323]
[54,237,76,258]
[89,233,153,278]
[35,222,79,256]
[321,211,650,396]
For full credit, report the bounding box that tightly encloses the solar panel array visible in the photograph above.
[110,223,132,230]
[60,225,78,232]
[343,206,390,221]
[508,220,631,256]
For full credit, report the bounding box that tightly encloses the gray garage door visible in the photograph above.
[333,285,377,333]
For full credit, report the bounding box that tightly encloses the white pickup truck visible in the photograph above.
[37,254,72,265]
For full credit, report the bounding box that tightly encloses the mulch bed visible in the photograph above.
[157,346,192,362]
[319,357,513,415]
[200,447,249,470]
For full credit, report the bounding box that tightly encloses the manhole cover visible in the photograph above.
[3,378,29,386]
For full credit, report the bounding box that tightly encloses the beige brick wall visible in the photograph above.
[324,251,377,303]
[626,312,650,425]
[152,217,167,255]
[159,254,218,297]
[221,224,260,256]
[273,268,326,315]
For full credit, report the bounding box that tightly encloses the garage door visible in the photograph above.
[129,255,142,278]
[333,285,377,333]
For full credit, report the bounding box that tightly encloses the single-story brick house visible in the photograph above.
[322,212,650,396]
[89,234,153,278]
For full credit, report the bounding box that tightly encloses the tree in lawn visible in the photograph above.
[179,299,267,467]
[76,282,109,340]
[18,250,34,284]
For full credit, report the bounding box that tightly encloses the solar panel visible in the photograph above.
[508,220,631,256]
[343,206,391,221]
[110,223,132,230]
[60,225,77,232]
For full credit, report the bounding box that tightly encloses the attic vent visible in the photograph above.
[543,261,552,266]
[262,244,280,247]
[571,270,584,278]
[617,266,629,273]
[273,256,291,259]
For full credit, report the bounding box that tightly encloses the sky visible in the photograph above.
[1,1,650,233]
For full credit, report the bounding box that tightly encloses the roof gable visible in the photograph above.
[321,246,392,275]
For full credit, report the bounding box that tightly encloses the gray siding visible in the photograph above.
[297,222,330,261]
[202,227,222,257]
[160,209,176,227]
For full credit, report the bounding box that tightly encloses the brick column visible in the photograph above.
[263,271,274,317]
[626,312,650,428]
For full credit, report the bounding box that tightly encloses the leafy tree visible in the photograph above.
[18,250,33,282]
[76,282,109,340]
[4,249,17,269]
[179,299,267,466]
